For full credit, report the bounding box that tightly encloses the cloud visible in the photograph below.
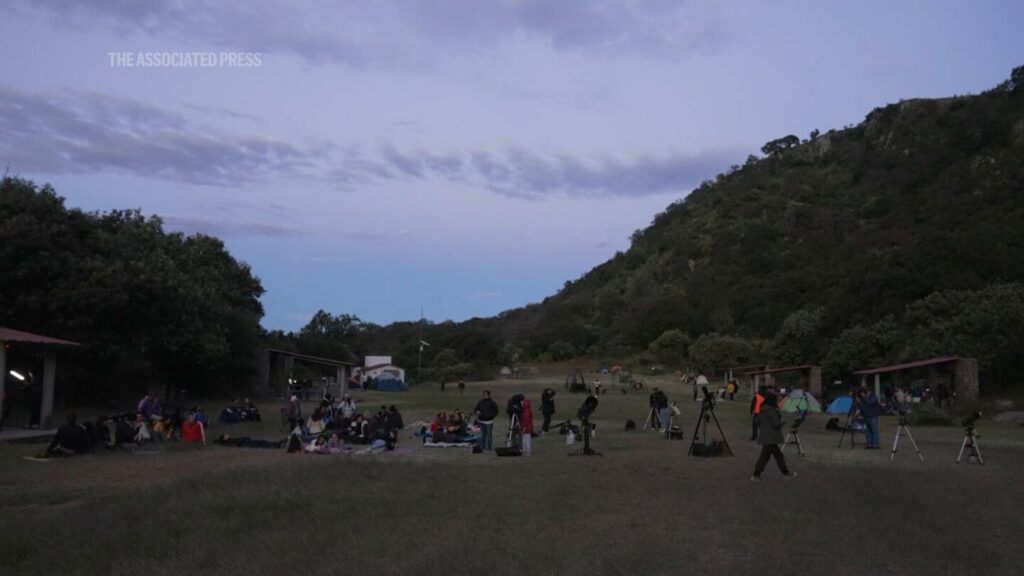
[344,144,739,198]
[161,215,304,237]
[0,85,322,186]
[15,0,727,68]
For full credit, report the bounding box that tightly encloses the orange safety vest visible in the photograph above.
[753,393,766,414]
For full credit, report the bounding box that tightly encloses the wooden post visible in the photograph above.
[0,341,7,427]
[41,347,56,429]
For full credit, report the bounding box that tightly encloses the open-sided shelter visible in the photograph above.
[852,357,978,401]
[0,327,80,429]
[737,365,822,398]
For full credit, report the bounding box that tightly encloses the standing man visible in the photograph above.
[540,388,556,434]
[750,387,766,441]
[856,388,882,449]
[751,392,797,481]
[695,371,709,401]
[474,390,499,451]
[650,388,669,432]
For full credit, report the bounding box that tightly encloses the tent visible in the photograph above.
[778,389,821,413]
[826,396,854,415]
[500,366,512,376]
[374,377,407,391]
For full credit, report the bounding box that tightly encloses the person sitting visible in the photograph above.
[349,414,369,444]
[305,434,329,454]
[307,407,326,436]
[43,413,89,457]
[241,398,262,422]
[137,391,161,420]
[339,394,357,427]
[387,405,404,430]
[133,413,154,443]
[326,433,347,454]
[193,405,208,428]
[181,413,206,445]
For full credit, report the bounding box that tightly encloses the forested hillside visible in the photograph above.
[335,67,1024,389]
[5,68,1023,397]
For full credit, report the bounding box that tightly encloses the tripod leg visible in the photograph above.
[890,426,901,462]
[972,435,984,464]
[957,435,969,463]
[709,410,733,456]
[795,433,804,456]
[688,407,705,455]
[903,426,924,462]
[782,432,791,453]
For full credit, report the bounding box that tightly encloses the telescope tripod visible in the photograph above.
[505,413,522,450]
[643,405,662,431]
[956,427,984,464]
[569,416,601,456]
[782,426,805,456]
[890,414,924,463]
[688,397,733,457]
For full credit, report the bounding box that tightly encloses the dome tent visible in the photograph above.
[778,389,821,413]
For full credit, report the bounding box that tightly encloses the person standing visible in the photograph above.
[520,397,534,455]
[474,390,499,451]
[650,388,670,432]
[694,371,709,401]
[540,388,556,433]
[750,388,766,441]
[751,392,797,481]
[856,388,882,449]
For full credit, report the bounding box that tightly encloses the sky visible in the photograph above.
[1,1,1022,331]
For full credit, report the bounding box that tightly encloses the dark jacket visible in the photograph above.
[47,423,88,454]
[858,393,882,418]
[475,398,499,421]
[757,406,785,445]
[650,391,669,409]
[541,391,555,415]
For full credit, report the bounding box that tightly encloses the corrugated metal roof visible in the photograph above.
[853,356,960,375]
[0,327,80,346]
[741,365,817,376]
[266,348,356,367]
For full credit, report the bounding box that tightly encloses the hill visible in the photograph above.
[353,66,1024,389]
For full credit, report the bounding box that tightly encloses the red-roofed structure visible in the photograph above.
[0,327,81,432]
[853,356,978,401]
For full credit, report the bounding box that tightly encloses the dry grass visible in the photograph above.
[1,377,1022,576]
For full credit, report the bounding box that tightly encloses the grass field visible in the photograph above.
[1,376,1022,576]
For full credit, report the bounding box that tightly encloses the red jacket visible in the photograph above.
[182,420,205,443]
[521,398,534,434]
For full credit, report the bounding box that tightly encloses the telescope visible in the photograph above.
[577,395,599,420]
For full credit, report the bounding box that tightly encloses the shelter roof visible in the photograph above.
[740,364,817,376]
[853,357,960,375]
[0,327,80,346]
[266,348,356,368]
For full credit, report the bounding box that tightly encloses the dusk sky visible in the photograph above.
[2,1,1022,331]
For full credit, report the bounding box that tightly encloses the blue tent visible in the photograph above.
[374,377,407,392]
[826,396,853,414]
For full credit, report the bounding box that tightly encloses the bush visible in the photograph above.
[908,403,953,426]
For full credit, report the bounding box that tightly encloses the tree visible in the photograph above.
[770,308,825,365]
[687,333,760,372]
[647,329,690,366]
[547,340,577,361]
[760,134,800,156]
[996,65,1024,93]
[824,317,903,376]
